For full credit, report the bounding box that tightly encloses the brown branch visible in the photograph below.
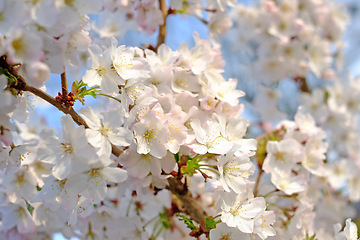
[167,177,207,224]
[25,85,124,157]
[294,76,311,93]
[155,0,168,51]
[61,68,68,97]
[25,85,125,158]
[23,85,88,128]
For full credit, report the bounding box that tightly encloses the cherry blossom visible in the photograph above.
[190,119,233,155]
[0,0,359,239]
[79,106,132,158]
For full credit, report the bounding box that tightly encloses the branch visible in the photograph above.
[23,85,88,128]
[61,68,68,97]
[294,76,311,93]
[25,85,126,158]
[156,0,168,51]
[167,177,207,224]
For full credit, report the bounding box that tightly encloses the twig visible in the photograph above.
[24,85,88,128]
[61,68,68,97]
[25,85,125,156]
[196,16,209,25]
[155,0,168,51]
[294,76,311,93]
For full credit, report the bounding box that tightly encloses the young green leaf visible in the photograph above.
[177,213,196,230]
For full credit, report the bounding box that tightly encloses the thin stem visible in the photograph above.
[199,164,218,169]
[154,225,164,239]
[195,16,209,25]
[155,0,168,51]
[96,93,122,103]
[262,189,280,198]
[203,8,217,12]
[196,167,212,180]
[192,153,210,162]
[213,214,221,220]
[253,169,263,197]
[61,68,68,97]
[143,215,159,228]
[198,166,219,176]
[126,197,133,217]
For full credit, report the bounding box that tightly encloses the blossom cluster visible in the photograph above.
[0,0,360,239]
[230,0,347,82]
[0,30,276,239]
[299,75,360,202]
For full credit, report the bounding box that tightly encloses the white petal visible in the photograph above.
[86,129,103,148]
[236,218,254,234]
[17,212,34,233]
[82,69,102,87]
[101,167,128,183]
[88,176,106,202]
[79,106,101,130]
[107,128,132,146]
[101,76,119,94]
[32,0,58,28]
[52,156,72,179]
[98,136,111,158]
[240,197,266,218]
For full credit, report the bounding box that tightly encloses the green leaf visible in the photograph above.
[324,90,329,102]
[180,157,200,176]
[159,212,170,229]
[71,80,99,105]
[0,67,17,84]
[177,213,196,230]
[26,201,34,215]
[204,217,216,230]
[174,152,180,163]
[306,233,317,240]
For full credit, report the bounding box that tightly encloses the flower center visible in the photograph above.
[143,127,157,145]
[17,207,27,217]
[99,126,109,136]
[274,152,287,164]
[65,0,75,6]
[96,67,109,76]
[89,168,100,178]
[61,143,73,154]
[113,53,133,69]
[12,38,25,55]
[220,233,231,240]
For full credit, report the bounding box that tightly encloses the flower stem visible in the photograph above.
[253,168,263,197]
[96,93,122,103]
